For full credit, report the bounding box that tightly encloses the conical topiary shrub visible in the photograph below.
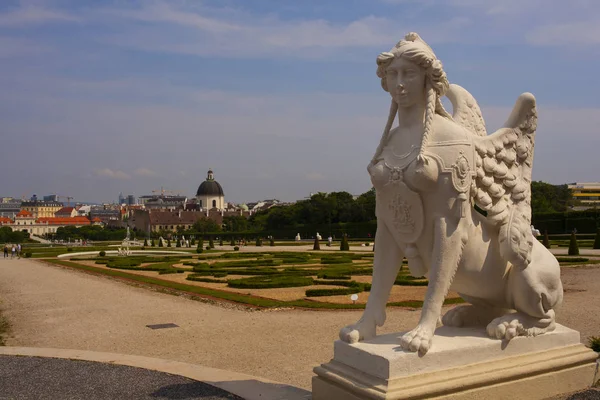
[196,240,203,254]
[158,239,163,247]
[270,237,275,246]
[151,239,156,247]
[313,236,320,250]
[340,234,350,251]
[543,230,550,249]
[255,237,262,246]
[568,231,579,256]
[209,238,215,249]
[594,229,600,250]
[230,238,236,246]
[190,238,195,246]
[219,238,224,246]
[144,238,148,247]
[167,239,171,247]
[176,239,181,247]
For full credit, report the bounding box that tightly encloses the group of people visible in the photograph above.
[3,243,22,259]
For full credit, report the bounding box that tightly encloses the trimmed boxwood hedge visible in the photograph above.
[394,277,428,286]
[187,275,227,283]
[227,276,314,289]
[306,288,361,297]
[555,257,589,263]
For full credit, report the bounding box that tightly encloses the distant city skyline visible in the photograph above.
[1,1,599,204]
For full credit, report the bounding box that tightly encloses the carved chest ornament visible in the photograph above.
[451,151,471,193]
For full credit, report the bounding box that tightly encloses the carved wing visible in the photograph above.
[470,93,537,268]
[446,84,487,137]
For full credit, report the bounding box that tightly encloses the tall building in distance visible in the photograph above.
[118,192,125,205]
[43,194,58,202]
[127,194,136,205]
[567,182,600,209]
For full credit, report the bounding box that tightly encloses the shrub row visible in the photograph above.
[227,276,314,289]
[306,288,360,297]
[555,257,589,263]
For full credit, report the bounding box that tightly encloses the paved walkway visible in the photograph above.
[0,355,243,400]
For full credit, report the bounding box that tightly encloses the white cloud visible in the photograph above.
[94,168,130,180]
[133,167,160,177]
[0,5,79,26]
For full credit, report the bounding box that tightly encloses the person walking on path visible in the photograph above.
[17,243,22,259]
[11,245,16,259]
[3,244,8,258]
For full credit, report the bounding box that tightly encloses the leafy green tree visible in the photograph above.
[531,181,573,213]
[223,215,249,232]
[313,236,320,251]
[192,218,221,233]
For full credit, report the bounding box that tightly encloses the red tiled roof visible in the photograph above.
[92,217,102,222]
[55,207,75,215]
[36,217,91,225]
[0,216,12,224]
[16,210,33,217]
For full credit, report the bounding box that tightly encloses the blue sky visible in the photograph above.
[1,0,599,203]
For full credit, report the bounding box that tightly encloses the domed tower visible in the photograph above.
[196,169,225,210]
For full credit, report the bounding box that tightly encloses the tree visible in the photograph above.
[219,238,224,246]
[270,237,275,246]
[176,239,181,247]
[313,236,320,250]
[255,237,262,246]
[208,238,215,249]
[143,238,148,247]
[223,215,249,232]
[196,240,203,254]
[158,238,163,247]
[340,234,350,251]
[543,230,551,249]
[594,229,600,250]
[192,218,221,233]
[230,238,236,246]
[151,239,156,247]
[568,231,579,256]
[531,181,573,213]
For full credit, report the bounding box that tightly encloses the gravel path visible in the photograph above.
[0,258,599,391]
[0,355,242,399]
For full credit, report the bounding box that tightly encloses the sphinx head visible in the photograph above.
[376,33,449,108]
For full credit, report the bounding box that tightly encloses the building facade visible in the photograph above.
[20,200,63,218]
[567,182,600,208]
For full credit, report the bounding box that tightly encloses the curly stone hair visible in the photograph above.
[371,33,452,164]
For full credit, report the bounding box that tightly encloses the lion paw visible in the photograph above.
[339,318,376,344]
[486,312,556,341]
[399,325,433,355]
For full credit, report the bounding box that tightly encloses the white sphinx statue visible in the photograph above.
[340,33,563,355]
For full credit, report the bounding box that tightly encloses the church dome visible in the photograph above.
[196,169,224,196]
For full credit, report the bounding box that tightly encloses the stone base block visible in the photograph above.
[313,324,598,400]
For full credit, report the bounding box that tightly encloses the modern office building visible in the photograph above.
[567,182,600,208]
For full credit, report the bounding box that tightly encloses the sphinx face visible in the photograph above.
[385,57,426,108]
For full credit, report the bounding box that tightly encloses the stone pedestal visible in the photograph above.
[313,325,598,400]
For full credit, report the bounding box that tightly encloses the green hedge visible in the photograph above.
[306,288,361,297]
[227,276,314,289]
[555,257,589,263]
[394,277,428,286]
[186,275,226,283]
